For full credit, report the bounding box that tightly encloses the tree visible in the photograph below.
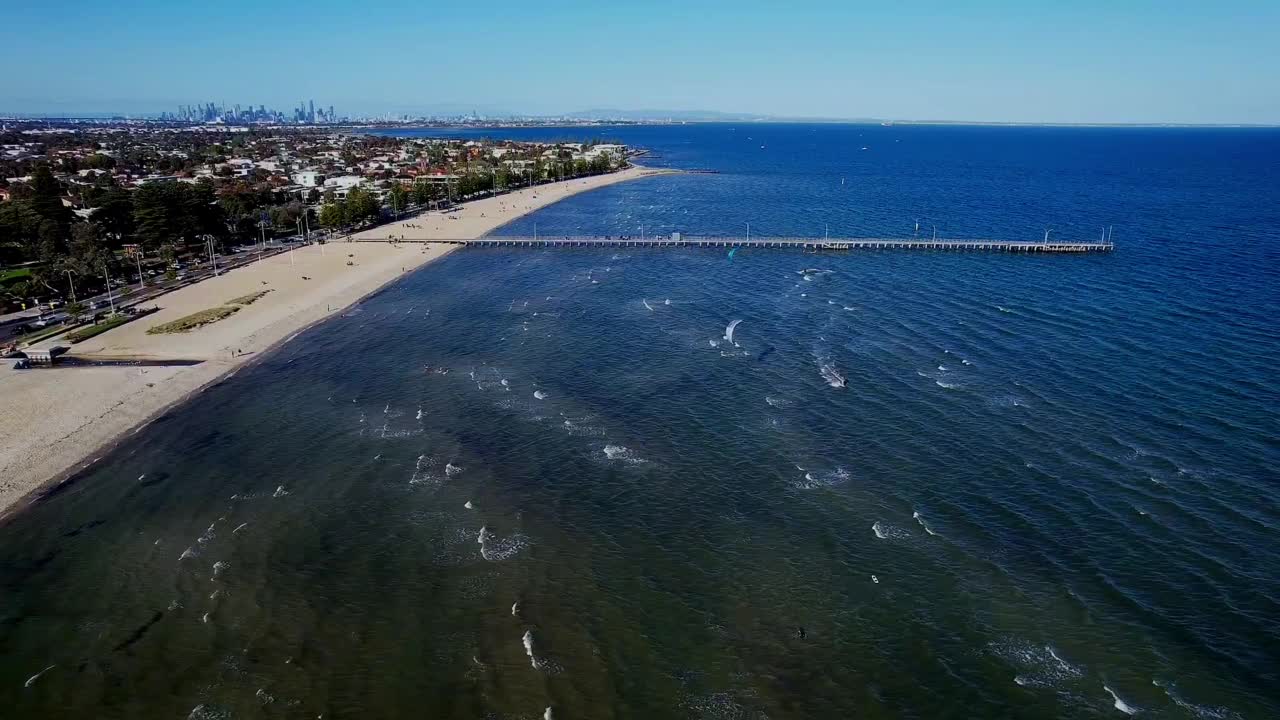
[319,201,346,230]
[28,165,71,231]
[388,183,408,214]
[68,222,114,280]
[94,188,135,248]
[133,181,225,253]
[345,187,380,223]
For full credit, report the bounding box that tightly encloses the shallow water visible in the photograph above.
[1,125,1277,718]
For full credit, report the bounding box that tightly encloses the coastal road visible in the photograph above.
[0,241,309,346]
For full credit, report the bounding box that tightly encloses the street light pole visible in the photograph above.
[102,260,116,314]
[65,270,77,303]
[745,222,750,243]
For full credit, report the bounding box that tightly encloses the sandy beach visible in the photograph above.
[0,166,671,518]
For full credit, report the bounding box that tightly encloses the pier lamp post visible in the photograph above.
[745,222,750,242]
[931,224,938,241]
[1043,227,1054,244]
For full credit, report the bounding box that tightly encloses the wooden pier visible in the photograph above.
[367,234,1114,253]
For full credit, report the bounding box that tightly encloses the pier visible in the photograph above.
[361,234,1114,253]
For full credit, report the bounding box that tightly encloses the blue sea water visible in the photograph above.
[0,124,1277,719]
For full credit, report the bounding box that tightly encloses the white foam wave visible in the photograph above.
[1103,685,1139,715]
[1153,679,1241,719]
[464,500,473,510]
[724,319,742,343]
[179,546,198,561]
[935,379,961,389]
[642,298,654,312]
[534,390,548,400]
[445,463,464,477]
[232,523,247,534]
[818,359,847,388]
[765,395,794,408]
[709,339,720,348]
[479,528,530,561]
[212,560,229,579]
[272,485,289,497]
[872,521,911,540]
[991,640,1084,688]
[603,444,647,464]
[793,466,850,490]
[912,511,938,535]
[409,455,443,487]
[24,664,56,688]
[522,630,541,669]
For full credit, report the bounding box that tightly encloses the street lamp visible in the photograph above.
[745,222,750,243]
[102,260,116,314]
[64,270,77,303]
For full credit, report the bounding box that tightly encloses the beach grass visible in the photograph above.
[147,305,241,334]
[66,314,134,343]
[227,289,272,306]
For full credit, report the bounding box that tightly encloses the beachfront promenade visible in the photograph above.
[364,235,1115,253]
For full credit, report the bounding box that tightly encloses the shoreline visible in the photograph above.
[0,165,674,521]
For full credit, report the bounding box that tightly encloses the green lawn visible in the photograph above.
[0,268,33,285]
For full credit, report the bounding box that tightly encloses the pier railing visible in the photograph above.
[360,235,1114,253]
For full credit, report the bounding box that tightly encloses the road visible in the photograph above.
[0,239,312,346]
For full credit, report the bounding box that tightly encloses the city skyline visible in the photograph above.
[2,1,1278,125]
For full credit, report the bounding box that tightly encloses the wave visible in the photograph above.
[445,463,464,477]
[818,359,847,388]
[479,527,530,562]
[1153,679,1241,719]
[872,521,911,540]
[935,380,961,389]
[22,661,56,681]
[212,560,229,579]
[793,466,851,490]
[642,298,655,312]
[1103,685,1139,715]
[562,415,606,437]
[179,546,198,561]
[765,395,794,408]
[991,640,1084,689]
[534,390,548,400]
[725,319,743,344]
[603,444,647,464]
[522,630,541,669]
[272,485,289,497]
[709,339,720,348]
[410,455,444,487]
[912,511,938,535]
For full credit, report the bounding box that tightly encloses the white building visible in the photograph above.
[292,170,324,187]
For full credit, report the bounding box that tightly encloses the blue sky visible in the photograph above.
[2,0,1277,123]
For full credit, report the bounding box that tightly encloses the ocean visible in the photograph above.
[1,124,1277,719]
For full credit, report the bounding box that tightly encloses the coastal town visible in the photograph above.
[0,114,668,519]
[0,121,630,329]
